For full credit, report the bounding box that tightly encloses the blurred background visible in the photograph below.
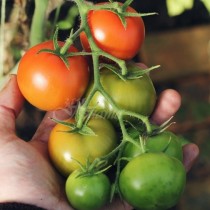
[1,0,210,209]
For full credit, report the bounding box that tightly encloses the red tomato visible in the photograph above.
[80,2,145,60]
[17,41,89,111]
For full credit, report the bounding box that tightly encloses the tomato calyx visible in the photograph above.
[148,116,175,137]
[38,26,91,69]
[50,117,96,136]
[71,154,112,180]
[92,0,157,28]
[100,62,160,81]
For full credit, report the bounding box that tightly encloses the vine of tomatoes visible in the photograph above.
[16,0,187,210]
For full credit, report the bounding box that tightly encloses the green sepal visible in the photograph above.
[148,116,175,138]
[99,63,126,81]
[65,51,93,57]
[53,25,60,51]
[37,49,57,55]
[50,117,96,136]
[50,117,76,129]
[118,13,127,28]
[59,55,70,69]
[126,65,160,80]
[79,124,96,136]
[124,11,158,17]
[121,0,134,12]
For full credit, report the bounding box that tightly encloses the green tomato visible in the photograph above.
[86,63,156,120]
[119,153,186,210]
[146,131,183,161]
[123,131,183,161]
[65,170,111,210]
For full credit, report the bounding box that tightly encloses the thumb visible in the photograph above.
[0,75,24,136]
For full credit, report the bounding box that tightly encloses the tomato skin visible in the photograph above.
[80,3,145,60]
[119,153,186,210]
[48,117,118,177]
[17,40,89,111]
[123,131,183,161]
[65,170,111,210]
[86,64,156,119]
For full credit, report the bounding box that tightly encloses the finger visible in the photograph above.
[31,108,71,142]
[0,75,24,137]
[151,89,181,125]
[183,143,199,172]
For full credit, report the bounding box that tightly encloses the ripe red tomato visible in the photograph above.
[17,41,89,111]
[80,2,145,60]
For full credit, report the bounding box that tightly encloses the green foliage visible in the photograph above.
[57,5,79,30]
[166,0,194,16]
[166,0,210,16]
[201,0,210,13]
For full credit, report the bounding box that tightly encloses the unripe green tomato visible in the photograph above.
[123,131,183,161]
[119,153,186,210]
[85,63,156,120]
[65,170,111,210]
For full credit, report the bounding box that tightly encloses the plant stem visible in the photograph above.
[60,26,84,55]
[29,0,49,47]
[50,4,62,39]
[139,135,146,153]
[72,0,152,134]
[0,0,6,77]
[70,0,152,165]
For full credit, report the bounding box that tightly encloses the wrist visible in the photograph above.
[0,202,47,210]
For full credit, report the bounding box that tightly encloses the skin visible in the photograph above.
[0,74,199,210]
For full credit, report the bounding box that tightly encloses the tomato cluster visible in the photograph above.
[16,1,187,210]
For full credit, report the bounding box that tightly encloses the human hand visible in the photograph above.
[0,75,199,210]
[0,75,72,210]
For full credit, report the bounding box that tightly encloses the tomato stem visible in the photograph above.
[71,0,152,169]
[139,135,146,153]
[60,26,84,55]
[29,0,49,47]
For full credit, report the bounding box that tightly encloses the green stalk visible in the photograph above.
[0,0,6,77]
[61,0,153,170]
[72,0,152,134]
[60,26,84,55]
[50,4,62,39]
[29,0,49,47]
